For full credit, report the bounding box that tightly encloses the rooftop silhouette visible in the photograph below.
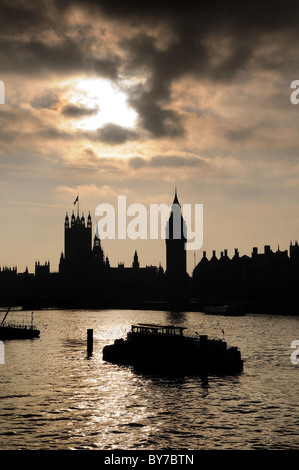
[1,190,299,314]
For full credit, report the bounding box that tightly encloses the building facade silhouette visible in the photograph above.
[192,243,299,311]
[59,210,93,276]
[2,190,299,312]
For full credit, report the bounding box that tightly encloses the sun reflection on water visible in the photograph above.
[1,309,299,450]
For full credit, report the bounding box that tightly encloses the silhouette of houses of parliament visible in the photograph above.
[1,190,299,312]
[0,190,188,307]
[193,241,299,310]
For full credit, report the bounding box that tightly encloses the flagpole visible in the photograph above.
[73,194,79,218]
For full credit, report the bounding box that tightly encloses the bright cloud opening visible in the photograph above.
[71,78,138,130]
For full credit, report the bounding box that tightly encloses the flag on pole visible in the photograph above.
[74,195,78,205]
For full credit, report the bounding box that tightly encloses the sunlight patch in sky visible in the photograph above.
[72,78,137,130]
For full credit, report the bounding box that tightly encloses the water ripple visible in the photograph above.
[1,309,299,450]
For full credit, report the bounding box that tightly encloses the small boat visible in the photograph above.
[103,323,243,375]
[0,307,40,340]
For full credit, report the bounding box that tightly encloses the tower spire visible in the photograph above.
[173,186,180,206]
[166,189,187,279]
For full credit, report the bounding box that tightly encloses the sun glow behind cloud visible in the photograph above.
[70,78,138,130]
[3,1,299,274]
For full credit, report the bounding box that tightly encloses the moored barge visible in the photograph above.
[0,308,40,340]
[103,323,243,375]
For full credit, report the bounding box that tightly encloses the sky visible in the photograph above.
[1,0,299,274]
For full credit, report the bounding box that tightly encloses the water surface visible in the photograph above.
[0,309,299,450]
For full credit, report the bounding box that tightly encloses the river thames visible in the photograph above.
[0,309,299,450]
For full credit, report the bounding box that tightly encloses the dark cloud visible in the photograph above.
[96,123,138,145]
[129,155,207,170]
[30,123,138,145]
[0,11,120,80]
[129,92,184,138]
[0,36,85,75]
[93,58,120,80]
[0,129,21,144]
[31,90,59,109]
[0,0,55,35]
[122,30,209,137]
[38,128,75,140]
[1,0,299,141]
[110,1,299,138]
[64,0,299,34]
[225,127,255,143]
[1,1,299,80]
[61,104,99,118]
[0,36,120,81]
[0,107,43,142]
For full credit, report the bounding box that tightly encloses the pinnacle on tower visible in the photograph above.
[173,186,180,206]
[132,250,140,269]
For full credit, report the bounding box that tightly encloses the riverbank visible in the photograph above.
[2,299,299,315]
